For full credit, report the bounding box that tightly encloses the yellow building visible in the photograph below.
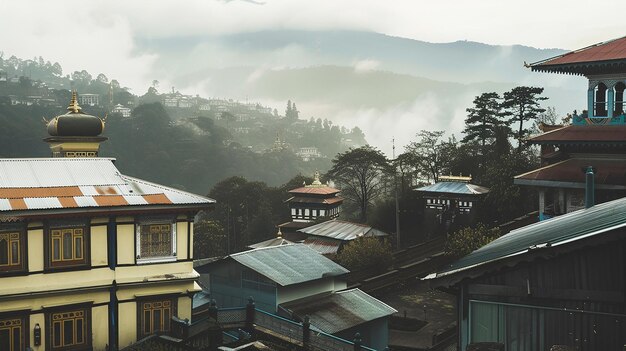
[0,94,215,351]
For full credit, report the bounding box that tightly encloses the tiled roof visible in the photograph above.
[532,36,626,66]
[528,125,626,144]
[416,181,489,195]
[0,158,214,213]
[229,244,349,286]
[514,157,626,189]
[297,220,389,241]
[426,197,626,281]
[280,288,397,334]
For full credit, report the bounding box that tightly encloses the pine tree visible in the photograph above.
[502,86,548,150]
[462,92,507,170]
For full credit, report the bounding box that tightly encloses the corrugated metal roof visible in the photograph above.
[427,197,626,280]
[280,288,397,334]
[416,181,489,195]
[298,220,389,241]
[286,196,344,205]
[230,244,348,286]
[0,158,124,188]
[0,158,215,213]
[247,237,293,249]
[302,237,341,255]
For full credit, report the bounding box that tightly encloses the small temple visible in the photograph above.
[517,36,626,219]
[416,175,489,236]
[278,171,344,241]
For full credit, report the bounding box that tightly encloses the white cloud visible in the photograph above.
[354,59,381,73]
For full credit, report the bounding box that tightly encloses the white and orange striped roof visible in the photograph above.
[0,158,214,213]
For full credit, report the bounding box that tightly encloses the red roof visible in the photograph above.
[534,36,626,66]
[528,125,626,144]
[287,196,344,205]
[514,158,626,189]
[288,186,340,195]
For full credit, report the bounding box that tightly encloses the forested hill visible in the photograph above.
[0,54,367,193]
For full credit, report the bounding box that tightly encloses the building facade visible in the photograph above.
[0,94,214,351]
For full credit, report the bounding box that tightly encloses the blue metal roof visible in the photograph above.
[427,197,626,280]
[230,244,349,286]
[298,220,388,241]
[416,181,489,195]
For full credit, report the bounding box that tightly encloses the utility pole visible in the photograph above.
[393,138,401,249]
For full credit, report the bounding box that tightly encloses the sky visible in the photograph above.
[1,0,622,92]
[1,0,622,155]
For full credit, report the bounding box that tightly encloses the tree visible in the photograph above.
[463,92,507,163]
[337,237,393,271]
[405,130,447,183]
[193,220,227,258]
[444,224,501,257]
[96,73,108,83]
[327,146,391,222]
[502,86,548,150]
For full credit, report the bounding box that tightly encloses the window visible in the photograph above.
[0,230,25,273]
[139,299,175,338]
[0,314,27,351]
[46,225,88,269]
[136,221,176,263]
[47,307,90,351]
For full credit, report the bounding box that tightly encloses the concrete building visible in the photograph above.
[78,93,99,106]
[111,103,131,118]
[0,93,215,351]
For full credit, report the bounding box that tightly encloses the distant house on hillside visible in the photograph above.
[112,103,131,117]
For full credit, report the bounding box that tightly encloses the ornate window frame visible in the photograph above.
[0,310,29,351]
[137,296,177,338]
[45,304,92,351]
[135,218,177,264]
[44,221,90,271]
[0,225,27,275]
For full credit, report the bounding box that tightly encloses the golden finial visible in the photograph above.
[67,90,82,113]
[277,228,282,238]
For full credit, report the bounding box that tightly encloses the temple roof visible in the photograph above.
[514,157,626,190]
[416,181,489,195]
[528,125,626,145]
[530,36,626,76]
[46,91,105,137]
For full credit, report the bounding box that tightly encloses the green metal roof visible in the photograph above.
[280,288,397,334]
[230,244,349,286]
[427,197,626,280]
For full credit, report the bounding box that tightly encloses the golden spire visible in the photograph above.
[312,170,322,186]
[277,227,282,238]
[67,90,82,113]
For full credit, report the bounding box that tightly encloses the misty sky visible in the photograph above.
[1,0,622,155]
[2,0,622,91]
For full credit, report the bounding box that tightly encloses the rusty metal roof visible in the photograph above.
[288,186,340,195]
[528,125,626,144]
[297,220,389,241]
[514,157,626,190]
[302,237,342,255]
[280,288,396,334]
[0,158,214,213]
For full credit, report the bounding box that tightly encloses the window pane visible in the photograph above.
[0,238,7,265]
[76,318,83,343]
[10,241,19,264]
[63,320,74,345]
[63,232,73,260]
[74,237,83,259]
[0,329,10,351]
[144,311,151,334]
[12,326,21,351]
[53,321,61,347]
[163,308,170,332]
[52,238,60,261]
[140,224,172,258]
[153,310,161,333]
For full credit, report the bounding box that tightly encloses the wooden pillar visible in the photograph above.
[245,297,255,333]
[558,189,565,215]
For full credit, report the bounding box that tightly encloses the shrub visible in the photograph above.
[445,224,501,257]
[337,237,393,271]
